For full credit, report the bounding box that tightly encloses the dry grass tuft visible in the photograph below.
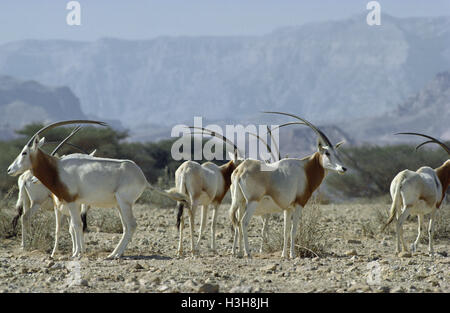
[87,208,123,234]
[262,198,326,258]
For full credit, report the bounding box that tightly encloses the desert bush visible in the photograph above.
[262,198,326,258]
[0,186,18,238]
[327,144,449,198]
[87,208,123,234]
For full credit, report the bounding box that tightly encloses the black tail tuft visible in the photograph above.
[176,202,184,230]
[81,212,88,233]
[11,206,23,234]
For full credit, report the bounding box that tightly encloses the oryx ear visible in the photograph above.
[31,136,45,149]
[335,140,346,150]
[317,140,326,153]
[228,151,236,162]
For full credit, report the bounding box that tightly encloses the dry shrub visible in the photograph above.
[87,208,123,233]
[262,198,326,258]
[0,186,18,238]
[27,210,56,252]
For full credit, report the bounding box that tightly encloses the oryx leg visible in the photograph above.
[177,213,185,257]
[107,195,136,259]
[187,201,199,256]
[428,209,436,256]
[196,204,208,250]
[67,202,83,258]
[20,196,31,249]
[259,214,269,253]
[210,204,218,252]
[290,205,303,259]
[396,205,411,253]
[241,201,258,258]
[411,214,423,253]
[51,205,64,258]
[281,209,293,259]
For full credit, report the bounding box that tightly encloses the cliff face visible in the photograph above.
[0,14,449,134]
[340,71,450,144]
[0,75,86,139]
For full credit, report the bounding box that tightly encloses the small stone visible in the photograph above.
[261,263,278,272]
[398,251,411,258]
[230,286,253,293]
[347,239,362,244]
[198,283,219,293]
[157,284,170,292]
[80,279,89,287]
[391,286,404,293]
[134,263,144,270]
[183,279,198,290]
[377,286,390,293]
[46,261,55,268]
[345,249,357,256]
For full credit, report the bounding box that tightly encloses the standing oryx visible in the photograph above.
[7,120,187,259]
[230,112,347,259]
[383,133,450,256]
[165,126,278,257]
[12,126,90,251]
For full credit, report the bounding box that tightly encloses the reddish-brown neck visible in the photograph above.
[215,160,237,202]
[435,161,450,207]
[30,148,77,203]
[296,152,325,206]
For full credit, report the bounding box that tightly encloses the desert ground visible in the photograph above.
[0,193,448,293]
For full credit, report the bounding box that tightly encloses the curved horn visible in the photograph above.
[396,132,450,155]
[246,131,277,161]
[50,126,82,156]
[263,112,333,147]
[267,126,281,160]
[44,141,89,155]
[26,120,108,148]
[187,127,241,158]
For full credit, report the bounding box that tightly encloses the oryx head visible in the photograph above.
[7,120,107,177]
[7,136,46,176]
[264,111,347,174]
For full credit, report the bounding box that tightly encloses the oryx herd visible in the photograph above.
[6,113,450,260]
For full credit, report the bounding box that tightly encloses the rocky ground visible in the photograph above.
[0,200,448,293]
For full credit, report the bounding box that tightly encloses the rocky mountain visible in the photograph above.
[340,71,450,145]
[0,75,86,139]
[0,13,449,139]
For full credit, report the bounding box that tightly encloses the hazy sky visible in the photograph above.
[0,0,449,43]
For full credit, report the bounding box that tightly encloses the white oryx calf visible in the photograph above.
[383,133,450,256]
[230,112,347,259]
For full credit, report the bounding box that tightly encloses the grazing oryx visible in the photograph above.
[12,126,90,250]
[165,126,278,257]
[230,112,347,259]
[7,120,187,259]
[383,133,450,256]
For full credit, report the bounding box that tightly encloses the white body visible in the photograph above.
[169,159,237,256]
[387,162,448,255]
[229,150,345,259]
